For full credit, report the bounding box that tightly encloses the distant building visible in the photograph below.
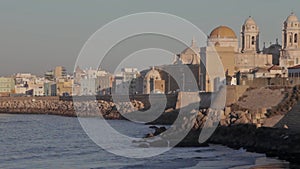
[44,70,54,81]
[74,66,85,85]
[54,66,67,80]
[0,77,15,96]
[288,65,300,77]
[263,40,282,65]
[81,78,96,95]
[44,81,57,96]
[176,38,200,65]
[236,17,273,72]
[56,79,73,96]
[173,39,206,92]
[14,73,48,96]
[51,83,57,96]
[14,73,36,94]
[198,17,275,91]
[95,74,113,95]
[268,65,284,77]
[113,68,139,94]
[78,67,113,96]
[142,67,165,94]
[280,12,300,68]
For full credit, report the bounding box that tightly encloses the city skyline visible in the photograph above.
[0,0,299,75]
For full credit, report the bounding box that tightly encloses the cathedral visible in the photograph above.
[175,12,300,92]
[200,16,273,77]
[141,12,300,93]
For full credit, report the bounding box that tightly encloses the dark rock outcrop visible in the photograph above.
[209,124,300,165]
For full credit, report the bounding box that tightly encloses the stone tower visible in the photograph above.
[281,12,300,67]
[241,16,260,53]
[282,12,300,50]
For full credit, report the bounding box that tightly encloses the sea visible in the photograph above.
[0,114,289,169]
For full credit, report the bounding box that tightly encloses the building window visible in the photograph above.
[290,34,293,43]
[297,58,299,64]
[295,34,298,43]
[284,33,287,47]
[251,36,255,45]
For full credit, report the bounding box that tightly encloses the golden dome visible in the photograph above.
[209,26,237,39]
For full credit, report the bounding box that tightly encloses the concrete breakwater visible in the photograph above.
[0,96,145,119]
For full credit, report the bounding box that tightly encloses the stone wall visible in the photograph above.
[0,97,144,119]
[241,77,300,88]
[60,94,178,110]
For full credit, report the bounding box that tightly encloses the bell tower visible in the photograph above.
[280,12,300,67]
[282,12,300,49]
[241,16,260,53]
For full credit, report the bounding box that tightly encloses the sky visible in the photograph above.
[0,0,299,76]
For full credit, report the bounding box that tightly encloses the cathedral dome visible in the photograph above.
[244,16,256,25]
[209,26,237,39]
[181,38,200,54]
[286,12,298,22]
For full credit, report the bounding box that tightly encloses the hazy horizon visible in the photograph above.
[0,0,299,76]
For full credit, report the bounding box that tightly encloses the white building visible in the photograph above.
[113,68,139,94]
[80,78,96,95]
[79,67,112,96]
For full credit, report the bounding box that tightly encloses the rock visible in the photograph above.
[220,111,226,120]
[149,126,158,129]
[220,119,228,126]
[224,107,231,116]
[235,116,249,124]
[164,108,174,113]
[145,133,154,138]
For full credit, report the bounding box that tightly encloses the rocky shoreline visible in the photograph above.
[142,123,300,168]
[142,86,300,167]
[209,124,300,168]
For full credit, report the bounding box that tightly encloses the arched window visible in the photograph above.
[290,34,293,43]
[295,34,298,43]
[284,33,287,47]
[251,36,255,45]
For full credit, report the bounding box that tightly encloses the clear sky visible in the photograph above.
[0,0,299,76]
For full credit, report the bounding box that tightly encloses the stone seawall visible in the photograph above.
[0,96,145,119]
[60,94,178,110]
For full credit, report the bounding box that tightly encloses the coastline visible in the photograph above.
[1,95,300,167]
